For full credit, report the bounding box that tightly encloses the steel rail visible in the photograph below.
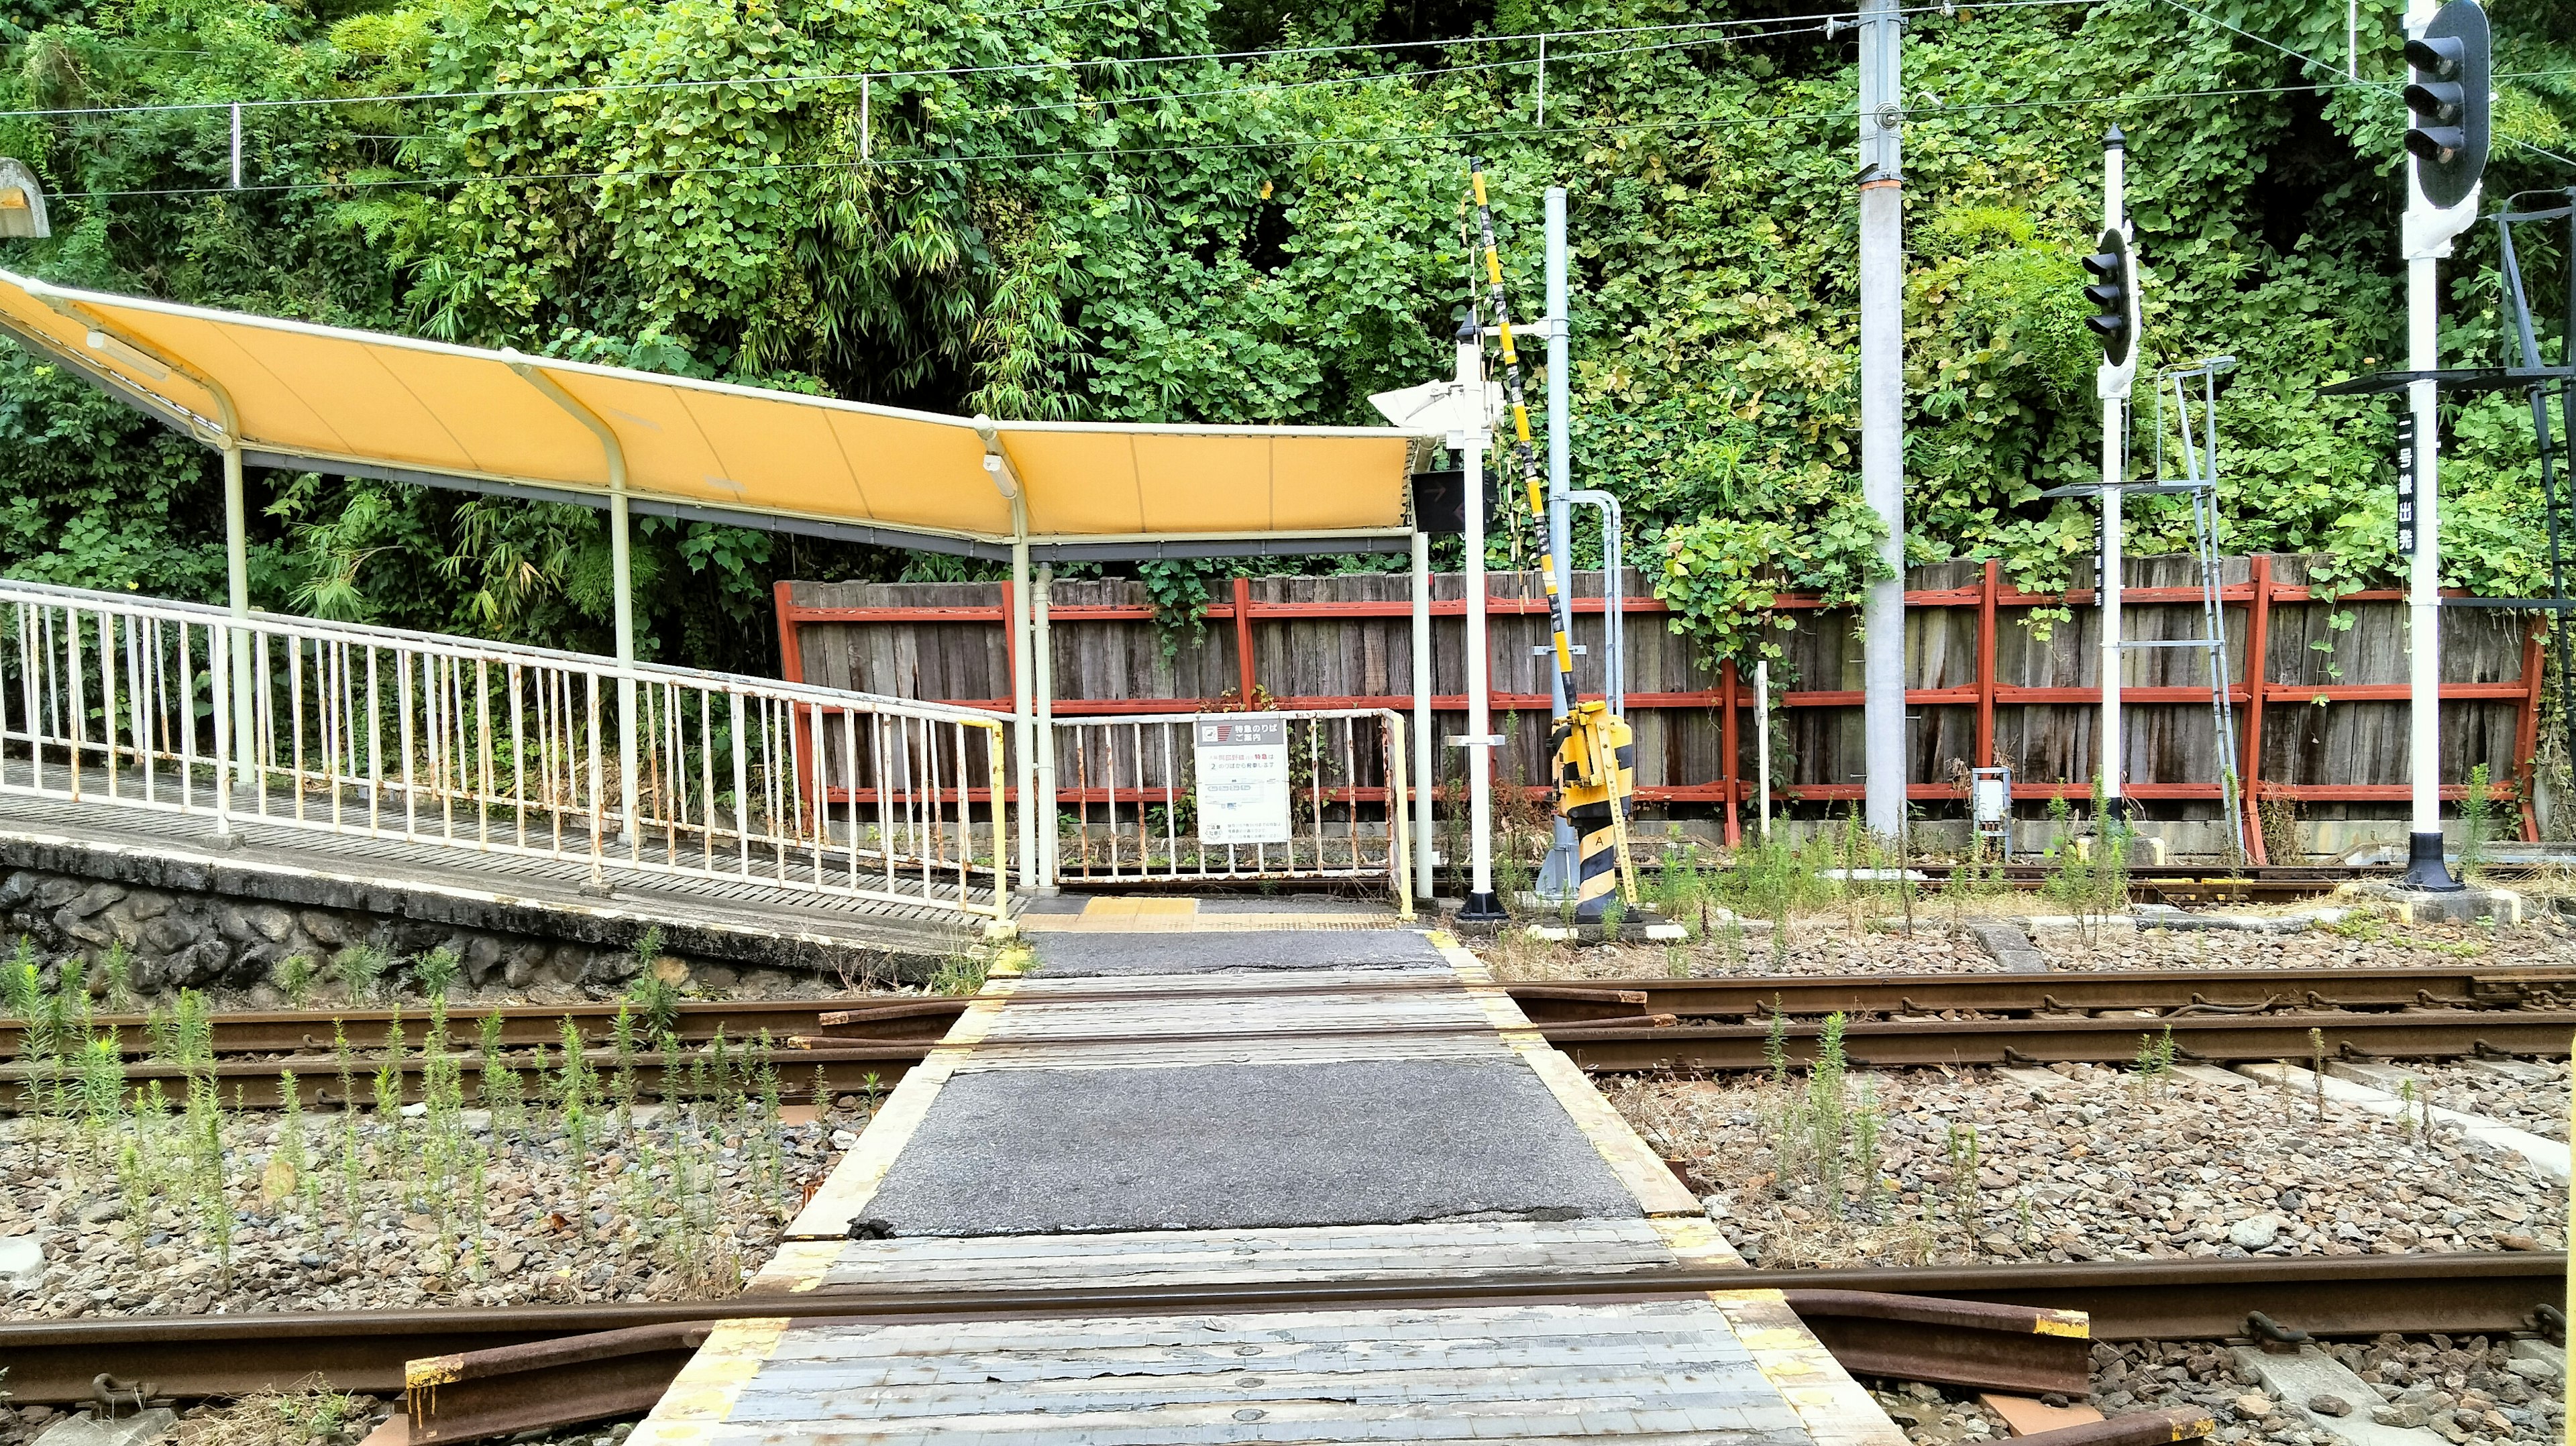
[1,1253,2557,1404]
[13,999,2576,1108]
[1549,1007,2576,1072]
[12,964,2569,1060]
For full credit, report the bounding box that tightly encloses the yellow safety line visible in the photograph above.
[1707,1290,1913,1446]
[621,1318,791,1446]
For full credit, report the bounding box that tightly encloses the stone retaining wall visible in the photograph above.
[0,866,660,996]
[0,836,947,1001]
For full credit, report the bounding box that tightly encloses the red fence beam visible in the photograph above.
[773,565,2543,819]
[2241,556,2273,865]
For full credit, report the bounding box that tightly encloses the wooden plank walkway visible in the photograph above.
[630,903,1905,1446]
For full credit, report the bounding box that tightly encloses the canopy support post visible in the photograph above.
[508,357,640,848]
[38,297,260,825]
[1411,529,1436,902]
[977,417,1038,898]
[1034,563,1059,893]
[222,439,256,794]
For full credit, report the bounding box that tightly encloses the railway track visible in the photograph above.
[10,962,2569,1054]
[7,966,2572,1106]
[2,1252,2557,1404]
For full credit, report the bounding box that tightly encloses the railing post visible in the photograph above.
[986,722,1010,924]
[2517,616,2545,842]
[1721,659,1740,846]
[2241,555,2274,865]
[1385,710,1413,922]
[209,620,233,841]
[1976,559,1998,769]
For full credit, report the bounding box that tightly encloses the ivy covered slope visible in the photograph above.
[0,0,2569,673]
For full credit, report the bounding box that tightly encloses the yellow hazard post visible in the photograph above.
[1467,160,1640,918]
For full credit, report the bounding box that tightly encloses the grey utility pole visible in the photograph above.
[1858,0,1907,838]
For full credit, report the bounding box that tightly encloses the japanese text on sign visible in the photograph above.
[1195,714,1291,845]
[2395,414,2418,557]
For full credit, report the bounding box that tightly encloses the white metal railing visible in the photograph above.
[0,580,1011,923]
[1049,708,1411,915]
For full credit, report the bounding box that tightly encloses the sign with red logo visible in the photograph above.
[1195,714,1290,844]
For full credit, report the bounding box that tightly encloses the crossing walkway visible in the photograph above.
[629,903,1905,1445]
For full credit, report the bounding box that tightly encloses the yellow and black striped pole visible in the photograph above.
[1467,160,1640,915]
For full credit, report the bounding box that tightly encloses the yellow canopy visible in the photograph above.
[0,270,1431,559]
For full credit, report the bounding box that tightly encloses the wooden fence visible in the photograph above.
[775,553,2547,862]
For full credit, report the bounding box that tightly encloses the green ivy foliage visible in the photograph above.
[0,0,2568,679]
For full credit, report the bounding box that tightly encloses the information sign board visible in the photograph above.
[1195,714,1291,845]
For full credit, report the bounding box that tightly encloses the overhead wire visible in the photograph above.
[2153,0,2576,170]
[55,63,2510,207]
[0,8,1888,123]
[9,0,2569,203]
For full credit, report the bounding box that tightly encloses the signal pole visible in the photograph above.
[1858,0,1907,838]
[2098,128,2129,826]
[2396,0,2490,891]
[2402,114,2449,890]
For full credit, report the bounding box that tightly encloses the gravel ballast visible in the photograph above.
[1864,1335,2567,1446]
[0,1102,861,1319]
[1613,1062,2567,1268]
[2406,1060,2571,1142]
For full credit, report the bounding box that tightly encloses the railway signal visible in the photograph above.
[2395,0,2491,892]
[2402,1,2490,212]
[2082,229,2138,377]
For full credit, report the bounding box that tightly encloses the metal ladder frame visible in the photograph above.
[2147,356,2248,862]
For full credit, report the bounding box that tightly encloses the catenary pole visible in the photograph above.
[1858,0,1907,838]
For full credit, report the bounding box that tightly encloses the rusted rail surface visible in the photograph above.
[5,1000,2576,1108]
[1551,1007,2576,1072]
[2019,1407,2218,1446]
[1623,964,2576,1019]
[392,1291,2088,1444]
[1,1254,2557,1404]
[1778,1288,2090,1395]
[0,999,936,1060]
[9,965,2568,1064]
[402,1323,711,1445]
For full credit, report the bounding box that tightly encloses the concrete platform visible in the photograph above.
[633,916,1904,1446]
